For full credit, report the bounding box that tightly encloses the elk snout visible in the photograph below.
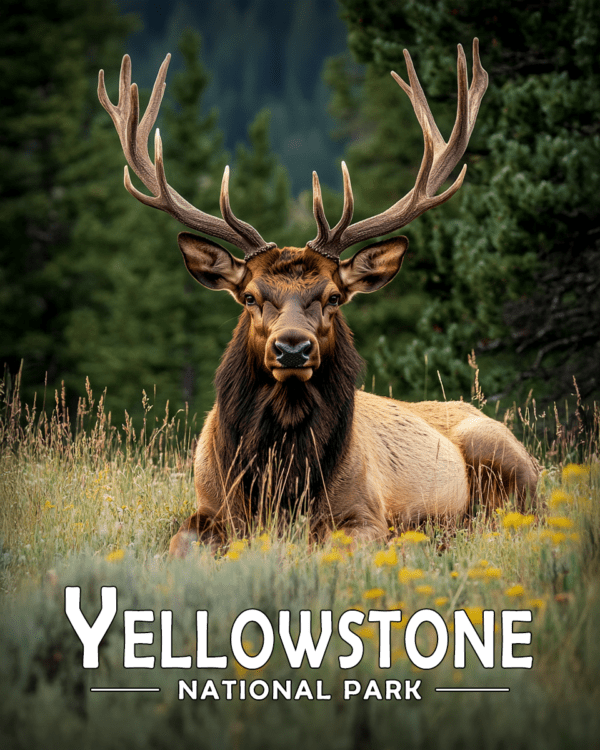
[275,340,312,368]
[267,331,320,382]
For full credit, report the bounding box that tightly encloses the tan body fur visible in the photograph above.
[170,390,539,554]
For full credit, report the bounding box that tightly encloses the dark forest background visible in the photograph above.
[1,0,598,427]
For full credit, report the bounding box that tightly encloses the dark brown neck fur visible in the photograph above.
[213,312,364,525]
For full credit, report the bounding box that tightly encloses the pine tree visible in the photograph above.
[335,0,600,403]
[0,0,135,399]
[229,108,290,246]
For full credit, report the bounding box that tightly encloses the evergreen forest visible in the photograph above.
[1,0,598,427]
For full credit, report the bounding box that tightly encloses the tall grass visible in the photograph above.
[0,372,599,749]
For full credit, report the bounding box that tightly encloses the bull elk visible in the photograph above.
[99,40,539,556]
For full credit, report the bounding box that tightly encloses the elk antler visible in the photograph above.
[98,54,275,259]
[308,39,488,260]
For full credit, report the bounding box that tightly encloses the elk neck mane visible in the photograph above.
[213,309,364,516]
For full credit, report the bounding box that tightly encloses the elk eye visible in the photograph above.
[327,294,341,306]
[244,294,256,306]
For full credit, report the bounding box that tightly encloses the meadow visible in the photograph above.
[0,373,599,749]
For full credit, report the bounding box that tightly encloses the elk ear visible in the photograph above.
[178,232,246,292]
[338,236,408,296]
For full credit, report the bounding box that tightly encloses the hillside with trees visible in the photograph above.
[333,0,600,405]
[2,0,598,430]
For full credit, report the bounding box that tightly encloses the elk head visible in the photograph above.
[98,42,487,385]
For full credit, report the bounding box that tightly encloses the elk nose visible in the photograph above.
[274,340,312,368]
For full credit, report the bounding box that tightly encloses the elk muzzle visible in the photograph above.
[266,328,320,383]
[275,340,312,368]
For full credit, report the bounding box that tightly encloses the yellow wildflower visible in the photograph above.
[355,625,376,640]
[434,597,449,607]
[505,584,525,597]
[527,598,546,610]
[547,516,574,529]
[225,551,240,561]
[374,548,398,567]
[106,549,125,562]
[503,512,535,529]
[229,540,247,554]
[539,530,567,545]
[450,571,459,578]
[43,500,56,510]
[332,530,353,546]
[569,533,580,542]
[548,489,573,508]
[414,585,434,596]
[484,567,502,579]
[461,607,483,625]
[321,549,343,564]
[363,588,385,600]
[562,464,589,483]
[467,567,486,579]
[397,530,428,544]
[398,567,425,584]
[467,561,501,580]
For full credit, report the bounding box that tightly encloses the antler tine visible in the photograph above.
[308,162,355,258]
[330,162,354,242]
[99,55,159,193]
[311,171,330,246]
[395,50,446,156]
[98,56,129,149]
[118,54,132,110]
[100,55,273,256]
[220,166,277,258]
[428,43,470,193]
[138,54,170,144]
[126,83,160,193]
[468,38,489,134]
[309,39,487,258]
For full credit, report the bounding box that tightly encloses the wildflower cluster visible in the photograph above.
[321,530,353,564]
[467,559,502,580]
[501,511,535,530]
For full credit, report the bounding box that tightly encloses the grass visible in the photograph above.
[0,372,599,749]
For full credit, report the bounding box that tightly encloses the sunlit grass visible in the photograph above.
[0,372,599,748]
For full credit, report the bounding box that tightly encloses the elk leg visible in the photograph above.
[451,417,539,511]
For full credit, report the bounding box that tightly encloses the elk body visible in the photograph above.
[99,41,539,556]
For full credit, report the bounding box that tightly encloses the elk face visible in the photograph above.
[100,43,486,382]
[178,233,408,383]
